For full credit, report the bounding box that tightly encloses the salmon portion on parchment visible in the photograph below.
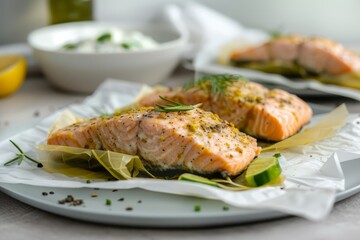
[139,78,312,141]
[231,35,360,75]
[48,107,260,176]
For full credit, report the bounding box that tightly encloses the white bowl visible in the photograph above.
[28,21,186,93]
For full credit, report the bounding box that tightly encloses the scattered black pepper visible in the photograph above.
[125,207,133,211]
[112,189,118,192]
[118,198,124,201]
[42,192,48,196]
[49,191,54,195]
[65,195,74,202]
[222,206,229,211]
[71,199,84,206]
[94,188,99,190]
[137,200,142,203]
[57,195,83,206]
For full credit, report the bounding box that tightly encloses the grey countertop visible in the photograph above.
[1,69,360,240]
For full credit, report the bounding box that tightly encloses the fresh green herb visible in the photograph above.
[269,30,283,39]
[86,180,91,184]
[154,96,196,112]
[91,106,113,117]
[183,74,242,96]
[273,153,282,158]
[62,43,78,50]
[96,33,112,43]
[4,140,43,168]
[222,206,229,211]
[106,199,112,206]
[194,205,201,212]
[121,42,131,49]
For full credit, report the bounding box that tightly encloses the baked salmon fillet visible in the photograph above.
[47,107,260,176]
[138,77,312,141]
[230,35,360,76]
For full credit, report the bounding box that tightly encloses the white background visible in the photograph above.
[1,0,360,45]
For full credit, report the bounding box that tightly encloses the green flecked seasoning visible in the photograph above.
[106,199,112,206]
[222,206,229,211]
[194,205,201,212]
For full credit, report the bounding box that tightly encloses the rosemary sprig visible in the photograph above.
[154,96,196,112]
[3,140,43,168]
[183,74,242,96]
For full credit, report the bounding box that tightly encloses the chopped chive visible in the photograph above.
[62,43,78,50]
[194,205,201,212]
[96,33,112,43]
[273,153,282,158]
[121,42,131,49]
[222,206,229,211]
[86,180,91,184]
[106,199,112,206]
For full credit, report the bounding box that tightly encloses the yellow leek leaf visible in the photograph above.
[36,144,154,180]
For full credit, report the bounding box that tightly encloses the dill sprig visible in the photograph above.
[154,96,196,112]
[183,74,242,96]
[3,140,43,168]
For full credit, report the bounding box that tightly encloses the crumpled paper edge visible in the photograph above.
[1,79,360,221]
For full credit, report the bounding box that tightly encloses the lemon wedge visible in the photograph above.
[0,55,26,98]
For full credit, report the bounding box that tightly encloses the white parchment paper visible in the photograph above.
[1,79,360,221]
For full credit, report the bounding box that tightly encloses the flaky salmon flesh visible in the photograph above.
[231,35,360,75]
[47,107,261,176]
[139,80,312,141]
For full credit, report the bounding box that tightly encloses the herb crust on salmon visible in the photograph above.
[139,75,313,141]
[47,107,261,176]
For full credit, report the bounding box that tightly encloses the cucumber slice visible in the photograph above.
[245,157,282,187]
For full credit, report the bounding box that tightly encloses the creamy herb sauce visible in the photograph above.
[61,28,158,52]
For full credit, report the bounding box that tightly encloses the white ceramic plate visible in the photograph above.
[0,157,360,228]
[1,104,359,227]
